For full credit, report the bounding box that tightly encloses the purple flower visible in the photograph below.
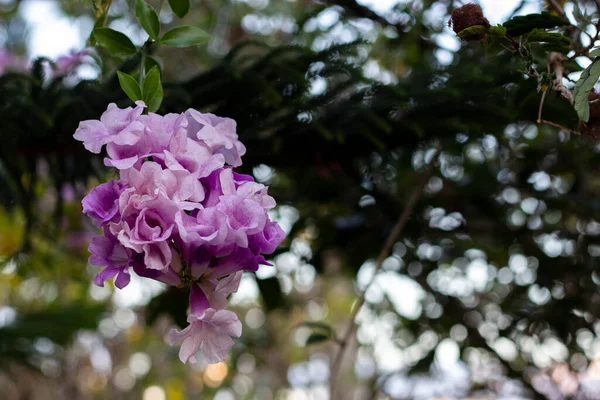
[74,101,146,155]
[189,271,242,316]
[54,49,90,76]
[113,193,181,270]
[160,131,225,178]
[217,194,267,247]
[177,207,229,245]
[168,308,242,364]
[248,219,286,255]
[82,180,126,227]
[75,103,286,365]
[132,253,183,286]
[89,229,132,289]
[185,110,246,167]
[121,161,204,208]
[0,49,26,75]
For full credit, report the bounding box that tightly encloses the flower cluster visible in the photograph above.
[0,48,26,75]
[74,101,285,364]
[0,48,89,77]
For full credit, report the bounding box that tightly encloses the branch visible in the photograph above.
[537,90,547,123]
[549,52,573,104]
[328,147,442,399]
[548,0,567,20]
[538,119,581,135]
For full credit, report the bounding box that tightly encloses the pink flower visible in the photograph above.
[160,130,225,178]
[82,180,126,227]
[76,103,286,365]
[54,49,90,76]
[168,308,242,364]
[74,102,146,155]
[185,110,246,167]
[121,161,204,209]
[88,229,132,289]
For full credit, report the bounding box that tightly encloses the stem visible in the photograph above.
[328,147,442,399]
[538,119,581,135]
[140,53,146,86]
[537,90,547,124]
[548,0,567,19]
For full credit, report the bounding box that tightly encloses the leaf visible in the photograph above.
[142,65,163,112]
[503,11,569,36]
[590,48,600,58]
[488,25,507,37]
[573,59,600,122]
[160,26,211,47]
[93,28,137,56]
[305,333,330,346]
[256,276,286,311]
[298,321,334,335]
[144,56,161,76]
[88,13,108,46]
[117,71,142,102]
[299,321,334,346]
[168,0,189,19]
[135,0,160,40]
[456,25,488,39]
[525,29,571,52]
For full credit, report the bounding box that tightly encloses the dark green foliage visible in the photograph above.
[117,70,142,102]
[574,59,600,121]
[142,65,163,112]
[503,11,569,36]
[93,27,138,56]
[168,0,190,19]
[159,26,211,47]
[0,304,104,365]
[525,29,571,52]
[135,0,160,41]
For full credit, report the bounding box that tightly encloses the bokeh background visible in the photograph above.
[3,0,600,399]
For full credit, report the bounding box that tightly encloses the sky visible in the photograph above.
[17,0,541,60]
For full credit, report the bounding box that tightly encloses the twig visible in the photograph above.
[549,52,573,104]
[549,0,567,19]
[537,90,547,124]
[328,147,442,399]
[539,119,581,135]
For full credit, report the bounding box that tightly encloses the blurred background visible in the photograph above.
[3,0,600,399]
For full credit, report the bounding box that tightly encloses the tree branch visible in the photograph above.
[328,147,442,399]
[549,0,567,19]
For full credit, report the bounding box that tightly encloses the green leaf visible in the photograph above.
[117,71,142,102]
[525,29,570,52]
[503,11,569,36]
[142,65,163,112]
[590,48,600,58]
[93,28,137,56]
[573,59,600,122]
[168,0,189,19]
[298,322,334,335]
[305,333,330,346]
[135,0,160,40]
[456,25,488,39]
[160,26,211,47]
[88,14,107,45]
[488,25,507,37]
[144,56,161,76]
